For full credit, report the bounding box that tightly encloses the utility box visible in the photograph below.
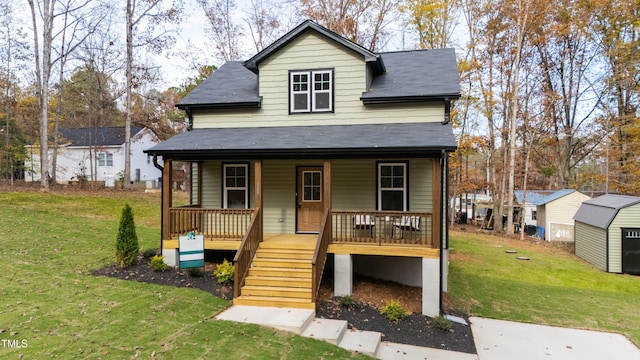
[179,232,204,268]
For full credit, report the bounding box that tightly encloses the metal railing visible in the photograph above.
[331,210,434,247]
[233,207,262,298]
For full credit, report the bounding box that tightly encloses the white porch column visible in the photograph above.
[334,254,353,296]
[422,257,440,317]
[442,249,449,292]
[162,249,178,267]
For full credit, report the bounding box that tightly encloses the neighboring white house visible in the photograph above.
[514,190,555,226]
[26,127,161,186]
[534,189,591,242]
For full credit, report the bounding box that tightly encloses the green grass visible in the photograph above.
[449,230,640,346]
[0,190,363,359]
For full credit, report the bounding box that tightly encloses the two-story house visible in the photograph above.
[145,20,460,317]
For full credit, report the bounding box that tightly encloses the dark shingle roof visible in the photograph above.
[145,122,456,159]
[176,21,460,109]
[58,127,143,147]
[177,61,261,108]
[574,194,640,229]
[360,49,460,103]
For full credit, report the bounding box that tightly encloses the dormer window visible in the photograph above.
[290,69,333,113]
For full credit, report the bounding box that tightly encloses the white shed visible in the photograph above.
[534,189,591,242]
[574,195,640,274]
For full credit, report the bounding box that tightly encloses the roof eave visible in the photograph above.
[244,20,384,75]
[177,99,262,110]
[360,94,461,105]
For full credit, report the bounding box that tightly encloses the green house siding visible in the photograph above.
[575,222,608,271]
[263,160,298,234]
[409,158,433,212]
[332,159,376,211]
[609,205,640,273]
[198,161,255,208]
[191,32,445,129]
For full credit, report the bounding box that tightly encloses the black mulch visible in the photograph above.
[316,298,476,354]
[92,251,476,355]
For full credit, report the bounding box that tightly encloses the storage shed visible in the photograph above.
[534,189,591,242]
[574,194,640,274]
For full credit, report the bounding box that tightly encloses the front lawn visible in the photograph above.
[0,190,362,359]
[448,230,640,346]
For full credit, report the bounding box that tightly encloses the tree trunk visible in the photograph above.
[124,0,133,189]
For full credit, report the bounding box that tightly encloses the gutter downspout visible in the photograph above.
[185,107,193,131]
[152,154,164,251]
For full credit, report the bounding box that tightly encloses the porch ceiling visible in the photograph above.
[144,122,456,160]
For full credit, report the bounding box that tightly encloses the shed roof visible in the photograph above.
[144,122,456,159]
[514,190,555,204]
[533,189,576,206]
[58,127,144,147]
[574,194,640,229]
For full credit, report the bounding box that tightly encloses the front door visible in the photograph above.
[297,167,324,233]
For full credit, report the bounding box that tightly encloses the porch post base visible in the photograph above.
[422,258,440,317]
[334,254,353,297]
[441,249,449,293]
[162,249,178,267]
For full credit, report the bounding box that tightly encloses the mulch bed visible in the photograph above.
[92,251,476,354]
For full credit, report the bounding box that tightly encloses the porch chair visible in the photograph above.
[353,214,375,238]
[393,216,420,240]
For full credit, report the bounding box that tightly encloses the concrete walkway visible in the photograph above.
[470,317,640,360]
[215,305,640,360]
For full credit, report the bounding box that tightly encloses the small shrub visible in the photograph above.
[339,295,356,309]
[150,255,168,272]
[186,267,204,277]
[141,248,158,259]
[213,259,234,284]
[115,204,139,268]
[380,300,407,323]
[432,315,453,332]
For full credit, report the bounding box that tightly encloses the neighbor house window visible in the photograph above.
[377,163,407,211]
[531,210,537,220]
[97,153,113,167]
[224,164,248,209]
[290,69,333,113]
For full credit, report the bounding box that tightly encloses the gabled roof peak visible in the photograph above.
[244,19,385,75]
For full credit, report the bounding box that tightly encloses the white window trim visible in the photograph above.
[97,152,113,167]
[377,163,407,211]
[223,164,249,209]
[290,69,333,113]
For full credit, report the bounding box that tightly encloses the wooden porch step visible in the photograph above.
[241,285,311,299]
[252,258,312,269]
[233,295,315,309]
[244,276,312,288]
[255,248,314,260]
[248,267,312,278]
[259,241,316,251]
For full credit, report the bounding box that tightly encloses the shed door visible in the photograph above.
[622,228,640,275]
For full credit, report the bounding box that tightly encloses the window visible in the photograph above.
[531,210,537,220]
[302,171,321,201]
[224,164,248,209]
[378,163,407,211]
[290,70,333,113]
[97,153,113,167]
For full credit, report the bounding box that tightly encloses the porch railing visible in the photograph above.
[331,210,435,247]
[169,207,254,240]
[233,207,262,298]
[312,208,331,304]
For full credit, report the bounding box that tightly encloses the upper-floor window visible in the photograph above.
[290,69,333,113]
[97,152,113,167]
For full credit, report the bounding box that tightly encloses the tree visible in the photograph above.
[116,203,139,268]
[298,0,397,51]
[244,0,288,53]
[198,0,244,61]
[402,0,460,49]
[125,0,182,188]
